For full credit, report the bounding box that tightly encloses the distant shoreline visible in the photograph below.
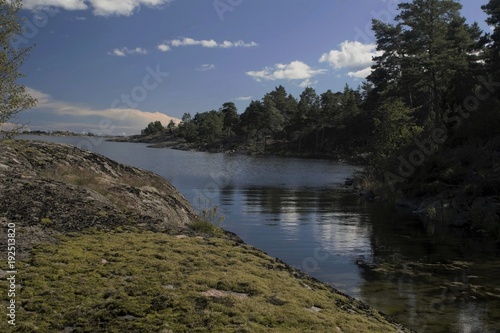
[106,132,366,165]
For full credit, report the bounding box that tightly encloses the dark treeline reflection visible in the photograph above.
[221,185,500,333]
[358,202,500,333]
[228,186,370,217]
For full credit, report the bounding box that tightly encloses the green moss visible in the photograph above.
[40,217,53,226]
[97,210,108,217]
[0,232,404,333]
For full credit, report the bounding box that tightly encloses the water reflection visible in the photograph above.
[21,136,500,333]
[220,185,500,333]
[356,202,500,333]
[219,186,374,295]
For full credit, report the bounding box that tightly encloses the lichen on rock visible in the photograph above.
[0,140,197,258]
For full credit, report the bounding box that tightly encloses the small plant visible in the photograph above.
[190,219,222,235]
[197,197,225,227]
[190,197,226,236]
[426,206,436,220]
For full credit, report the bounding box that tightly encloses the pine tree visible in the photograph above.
[220,102,239,138]
[368,0,483,128]
[483,0,500,82]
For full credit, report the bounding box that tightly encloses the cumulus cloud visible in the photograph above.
[347,67,373,79]
[23,0,173,16]
[157,43,171,52]
[246,61,326,82]
[23,0,88,11]
[196,64,215,71]
[24,88,180,135]
[169,37,258,49]
[171,37,218,48]
[108,47,148,57]
[319,41,381,78]
[219,40,258,48]
[109,49,125,57]
[319,41,380,69]
[298,79,318,88]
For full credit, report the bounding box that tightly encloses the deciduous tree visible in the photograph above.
[0,0,37,136]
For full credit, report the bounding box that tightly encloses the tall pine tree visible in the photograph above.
[368,0,483,128]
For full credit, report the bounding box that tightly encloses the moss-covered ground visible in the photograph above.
[0,230,404,333]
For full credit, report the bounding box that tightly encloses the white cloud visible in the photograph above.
[171,37,218,48]
[109,49,125,57]
[235,96,252,101]
[169,37,258,49]
[319,41,381,70]
[298,79,318,88]
[196,64,215,71]
[246,61,326,82]
[24,88,180,135]
[108,47,148,57]
[347,67,373,79]
[23,0,173,16]
[219,40,258,48]
[318,40,382,79]
[157,43,171,52]
[23,0,88,11]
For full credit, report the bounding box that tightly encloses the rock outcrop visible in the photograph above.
[0,140,197,258]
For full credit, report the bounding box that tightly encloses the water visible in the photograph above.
[20,135,500,333]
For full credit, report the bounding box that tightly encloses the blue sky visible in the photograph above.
[14,0,490,135]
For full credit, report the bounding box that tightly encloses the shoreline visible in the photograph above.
[0,139,413,332]
[106,133,367,165]
[110,133,500,239]
[24,132,500,238]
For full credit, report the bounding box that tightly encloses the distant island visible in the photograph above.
[21,130,113,137]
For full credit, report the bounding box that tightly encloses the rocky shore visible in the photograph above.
[0,140,412,332]
[352,171,500,238]
[114,131,500,238]
[0,140,197,259]
[107,132,356,161]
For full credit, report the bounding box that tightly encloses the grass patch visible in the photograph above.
[190,199,226,236]
[40,164,102,190]
[189,219,224,236]
[0,232,403,333]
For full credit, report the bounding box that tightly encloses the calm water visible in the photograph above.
[22,135,500,333]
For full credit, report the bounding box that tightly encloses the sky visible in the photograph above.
[12,0,491,135]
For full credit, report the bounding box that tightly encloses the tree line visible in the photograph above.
[165,83,366,154]
[143,0,500,192]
